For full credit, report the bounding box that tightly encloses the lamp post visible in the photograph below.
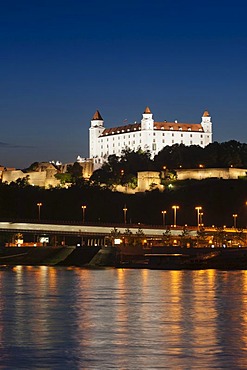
[37,202,42,221]
[195,206,202,229]
[199,212,204,227]
[123,205,127,224]
[233,214,238,229]
[172,205,179,227]
[82,205,87,223]
[161,210,167,226]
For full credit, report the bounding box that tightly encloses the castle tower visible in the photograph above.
[89,110,105,159]
[201,110,213,145]
[141,106,154,130]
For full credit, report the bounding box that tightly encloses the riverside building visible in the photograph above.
[87,106,213,166]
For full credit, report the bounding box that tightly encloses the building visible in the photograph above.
[89,107,213,166]
[2,162,60,188]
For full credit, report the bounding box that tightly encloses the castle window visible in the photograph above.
[200,135,203,138]
[153,133,155,136]
[172,133,174,137]
[161,127,164,130]
[127,129,130,132]
[162,139,165,143]
[190,134,192,137]
[172,140,174,144]
[181,140,183,144]
[188,128,191,131]
[201,141,203,145]
[169,127,173,130]
[190,141,192,144]
[179,127,182,130]
[181,134,183,137]
[162,133,165,136]
[153,139,155,143]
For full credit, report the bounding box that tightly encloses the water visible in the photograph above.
[0,267,247,369]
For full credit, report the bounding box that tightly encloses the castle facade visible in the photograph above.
[88,106,213,165]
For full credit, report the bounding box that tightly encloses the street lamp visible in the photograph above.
[161,210,167,226]
[81,205,87,223]
[233,214,238,229]
[123,205,127,224]
[172,205,179,227]
[195,206,202,229]
[199,212,204,227]
[37,203,42,221]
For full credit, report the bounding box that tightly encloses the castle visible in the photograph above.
[88,106,213,166]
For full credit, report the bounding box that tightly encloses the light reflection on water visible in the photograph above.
[0,267,247,369]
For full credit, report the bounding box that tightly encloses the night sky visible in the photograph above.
[1,0,247,168]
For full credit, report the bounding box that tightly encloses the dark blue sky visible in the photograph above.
[1,0,247,168]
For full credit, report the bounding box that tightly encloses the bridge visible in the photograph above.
[0,220,246,239]
[0,221,189,237]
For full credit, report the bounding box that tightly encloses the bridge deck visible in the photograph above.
[0,221,245,237]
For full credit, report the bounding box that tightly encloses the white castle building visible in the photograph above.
[87,107,212,165]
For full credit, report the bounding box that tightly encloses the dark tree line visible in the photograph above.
[154,140,247,170]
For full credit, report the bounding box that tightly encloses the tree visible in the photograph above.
[123,228,134,246]
[55,172,72,185]
[90,149,154,188]
[214,227,227,247]
[10,176,30,188]
[134,228,145,246]
[162,228,172,246]
[67,162,83,182]
[179,226,193,247]
[232,229,246,246]
[106,228,121,246]
[196,227,207,247]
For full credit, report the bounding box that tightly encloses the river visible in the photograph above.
[0,267,247,369]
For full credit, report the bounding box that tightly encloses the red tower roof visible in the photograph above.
[92,110,103,120]
[144,106,152,114]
